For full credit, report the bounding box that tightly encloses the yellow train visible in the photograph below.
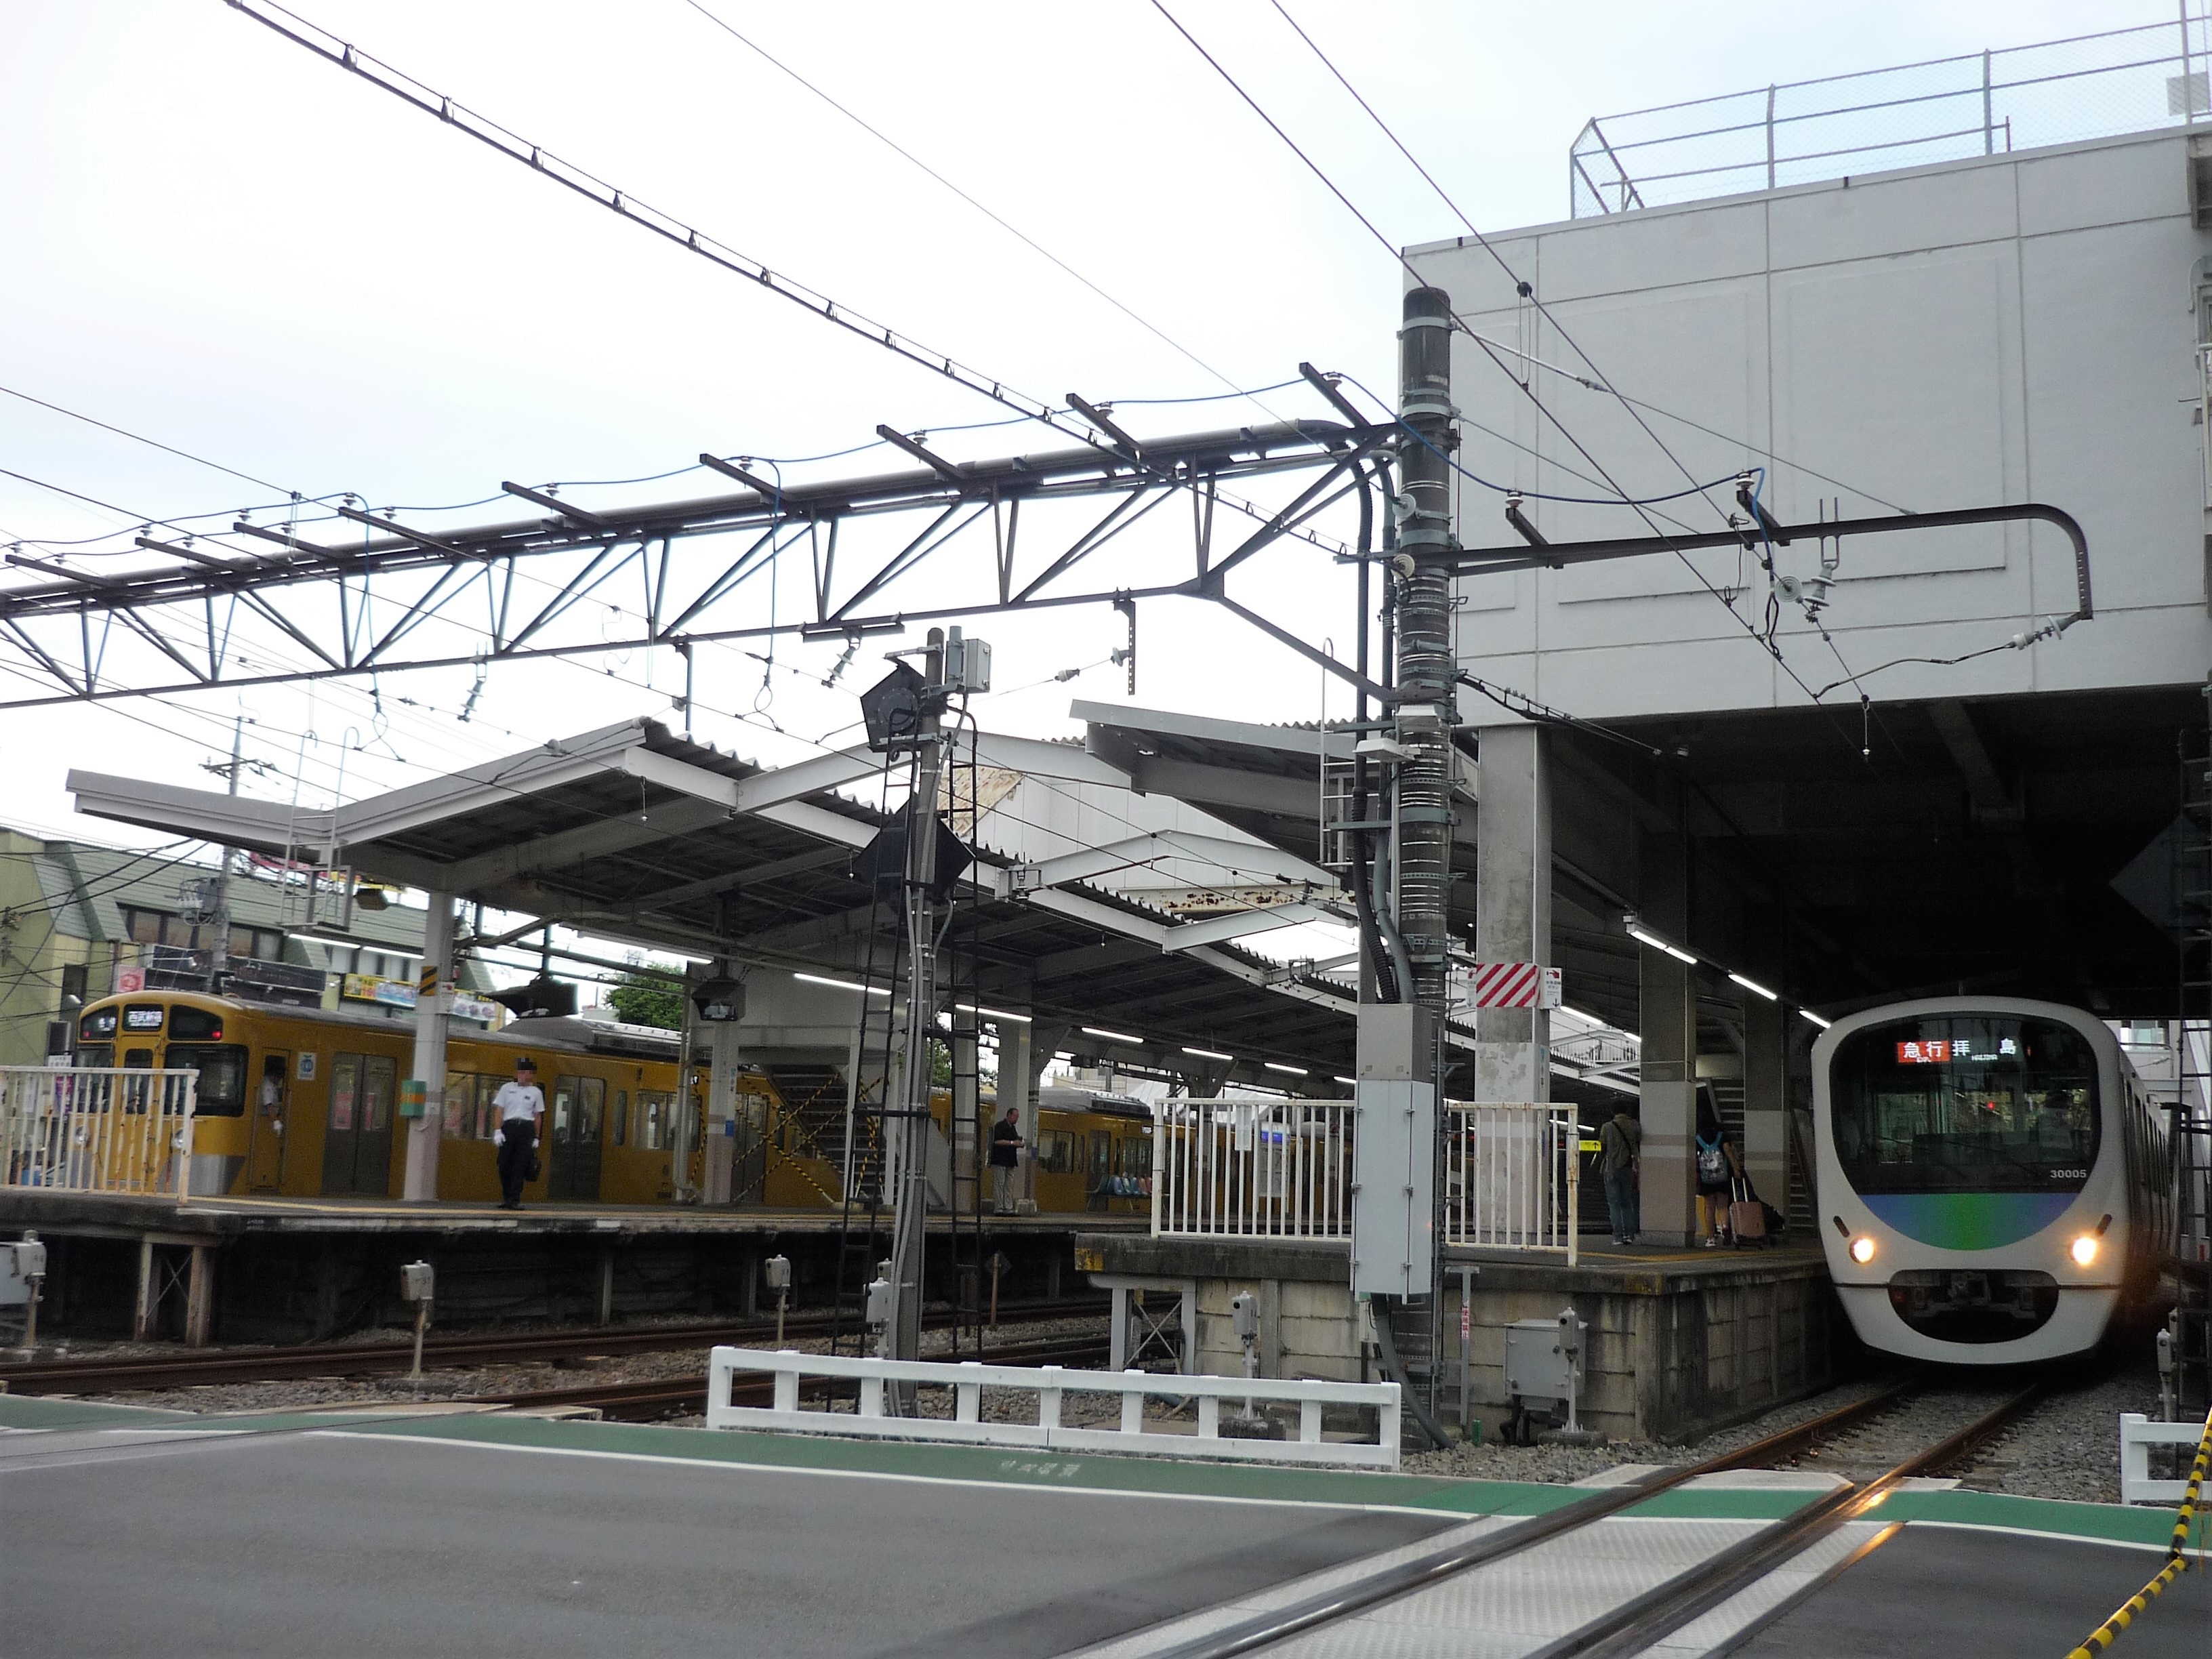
[66,989,1155,1215]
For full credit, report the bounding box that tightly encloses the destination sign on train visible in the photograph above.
[1896,1037,2020,1064]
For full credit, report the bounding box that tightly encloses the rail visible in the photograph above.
[1443,1101,1580,1264]
[703,1346,1403,1469]
[1571,9,2212,216]
[0,1067,199,1198]
[1149,1099,1351,1240]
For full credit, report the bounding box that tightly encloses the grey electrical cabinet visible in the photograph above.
[1351,1004,1438,1298]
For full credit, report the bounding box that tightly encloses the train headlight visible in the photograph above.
[1848,1235,1875,1265]
[2069,1235,2098,1267]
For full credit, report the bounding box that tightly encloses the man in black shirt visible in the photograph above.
[989,1106,1024,1215]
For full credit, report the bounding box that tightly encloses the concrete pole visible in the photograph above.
[994,1012,1029,1208]
[1473,724,1552,1103]
[1741,990,1788,1210]
[702,1018,742,1205]
[400,890,454,1203]
[1637,837,1698,1246]
[887,630,948,1367]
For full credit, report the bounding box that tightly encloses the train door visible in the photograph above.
[548,1074,604,1201]
[321,1053,363,1193]
[247,1050,290,1191]
[1090,1127,1112,1210]
[320,1052,396,1195]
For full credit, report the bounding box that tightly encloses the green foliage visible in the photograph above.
[609,968,685,1030]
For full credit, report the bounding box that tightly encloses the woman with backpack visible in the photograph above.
[1693,1099,1743,1248]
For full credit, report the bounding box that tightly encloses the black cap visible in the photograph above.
[515,1057,537,1071]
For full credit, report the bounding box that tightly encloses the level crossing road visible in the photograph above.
[0,1406,1446,1658]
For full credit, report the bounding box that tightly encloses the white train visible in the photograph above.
[1813,998,2171,1364]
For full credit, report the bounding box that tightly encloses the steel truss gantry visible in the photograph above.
[0,411,1394,712]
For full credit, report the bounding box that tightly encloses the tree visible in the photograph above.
[609,967,685,1030]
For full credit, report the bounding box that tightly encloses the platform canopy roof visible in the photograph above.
[67,718,1378,1091]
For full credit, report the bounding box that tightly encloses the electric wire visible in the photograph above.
[1152,1,1849,724]
[0,383,293,497]
[677,0,1289,424]
[1267,0,1734,529]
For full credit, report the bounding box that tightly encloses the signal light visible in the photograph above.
[2069,1235,2098,1267]
[1849,1235,1875,1265]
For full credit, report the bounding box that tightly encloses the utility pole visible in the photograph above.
[1351,283,1458,1319]
[886,628,949,1372]
[1392,285,1459,1017]
[206,716,244,994]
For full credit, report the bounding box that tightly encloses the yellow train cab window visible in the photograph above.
[167,1044,248,1116]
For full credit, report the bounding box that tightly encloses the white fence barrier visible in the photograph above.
[0,1067,198,1197]
[2118,1412,2210,1504]
[1149,1098,1581,1261]
[705,1347,1403,1469]
[1444,1102,1579,1264]
[1151,1099,1352,1240]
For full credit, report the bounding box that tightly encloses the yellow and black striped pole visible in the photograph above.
[2066,1403,2212,1658]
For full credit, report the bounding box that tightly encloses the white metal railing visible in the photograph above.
[705,1346,1401,1469]
[1572,10,2212,217]
[1150,1099,1352,1240]
[1443,1102,1580,1265]
[0,1067,198,1198]
[2118,1411,2212,1505]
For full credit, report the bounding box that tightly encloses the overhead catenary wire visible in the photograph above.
[218,1,1357,573]
[1151,1,1857,729]
[677,0,1290,426]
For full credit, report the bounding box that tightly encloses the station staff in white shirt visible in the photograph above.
[491,1058,546,1210]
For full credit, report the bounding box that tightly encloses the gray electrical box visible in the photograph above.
[1503,1307,1585,1434]
[1351,1003,1437,1298]
[863,1273,895,1330]
[943,628,991,693]
[400,1261,435,1303]
[1230,1290,1259,1341]
[764,1254,792,1293]
[0,1242,39,1307]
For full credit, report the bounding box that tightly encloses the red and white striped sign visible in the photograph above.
[1469,962,1562,1008]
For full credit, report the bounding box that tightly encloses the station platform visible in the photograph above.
[3,1393,2199,1658]
[1078,1232,1843,1443]
[1,1190,1135,1345]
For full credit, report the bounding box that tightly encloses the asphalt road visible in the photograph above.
[0,1425,1448,1658]
[1736,1525,2211,1659]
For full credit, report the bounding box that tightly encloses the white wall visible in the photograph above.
[1409,129,2212,721]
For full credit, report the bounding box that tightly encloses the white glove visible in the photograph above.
[493,1128,506,1147]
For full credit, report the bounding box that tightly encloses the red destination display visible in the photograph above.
[1896,1040,1951,1064]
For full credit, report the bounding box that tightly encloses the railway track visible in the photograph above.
[1151,1378,2049,1659]
[471,1332,1116,1421]
[0,1296,1107,1396]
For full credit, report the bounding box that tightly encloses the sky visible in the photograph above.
[0,0,2153,948]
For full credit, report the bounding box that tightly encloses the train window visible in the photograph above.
[78,1044,115,1068]
[1116,1136,1151,1178]
[79,1008,119,1041]
[612,1090,629,1147]
[1038,1130,1079,1175]
[170,1006,226,1042]
[1830,1015,2100,1194]
[634,1090,673,1149]
[443,1071,474,1138]
[166,1044,248,1116]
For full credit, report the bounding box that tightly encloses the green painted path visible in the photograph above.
[5,1393,2198,1552]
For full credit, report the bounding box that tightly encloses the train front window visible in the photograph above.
[1830,1015,2098,1194]
[166,1044,249,1117]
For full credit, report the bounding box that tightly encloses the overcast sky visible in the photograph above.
[0,0,2144,888]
